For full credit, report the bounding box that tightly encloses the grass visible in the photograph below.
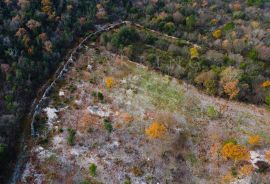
[136,68,183,111]
[185,153,197,166]
[206,106,219,119]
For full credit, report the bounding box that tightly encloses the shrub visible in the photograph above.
[223,80,240,100]
[261,80,270,88]
[207,106,219,119]
[89,163,97,176]
[163,22,176,35]
[190,46,199,59]
[248,135,261,145]
[221,142,249,161]
[103,119,113,133]
[212,29,222,39]
[146,53,158,67]
[105,77,114,88]
[239,164,253,176]
[265,93,270,109]
[185,15,196,30]
[98,92,104,101]
[123,179,132,184]
[67,128,76,146]
[247,49,258,60]
[222,22,235,32]
[195,71,218,95]
[220,67,243,85]
[145,122,166,139]
[247,0,264,7]
[111,26,139,48]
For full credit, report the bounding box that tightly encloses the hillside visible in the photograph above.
[18,40,270,183]
[1,0,270,183]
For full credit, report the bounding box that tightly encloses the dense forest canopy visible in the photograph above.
[0,0,126,182]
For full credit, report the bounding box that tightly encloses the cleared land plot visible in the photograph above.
[20,46,270,184]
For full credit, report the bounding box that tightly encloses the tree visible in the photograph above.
[111,27,139,48]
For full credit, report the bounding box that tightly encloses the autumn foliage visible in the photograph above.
[239,164,253,176]
[247,135,261,145]
[221,142,249,161]
[261,80,270,88]
[105,77,115,88]
[190,46,199,59]
[145,122,166,139]
[223,80,240,100]
[212,29,222,39]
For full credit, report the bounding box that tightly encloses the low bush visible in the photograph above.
[206,106,219,119]
[67,128,76,146]
[103,119,113,133]
[89,163,97,177]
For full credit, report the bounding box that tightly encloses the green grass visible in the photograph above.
[206,106,219,119]
[136,68,183,111]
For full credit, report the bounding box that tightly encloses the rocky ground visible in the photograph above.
[19,45,270,184]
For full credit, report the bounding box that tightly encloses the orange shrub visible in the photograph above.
[223,80,240,100]
[221,142,249,161]
[239,164,253,176]
[261,80,270,88]
[105,77,114,88]
[222,172,234,183]
[264,150,270,162]
[248,135,261,145]
[145,122,166,139]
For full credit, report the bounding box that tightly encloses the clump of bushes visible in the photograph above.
[103,119,113,133]
[89,163,97,176]
[248,135,261,145]
[111,26,139,48]
[221,142,249,161]
[145,122,167,139]
[67,128,76,146]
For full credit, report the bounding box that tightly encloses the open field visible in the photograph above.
[19,43,270,184]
